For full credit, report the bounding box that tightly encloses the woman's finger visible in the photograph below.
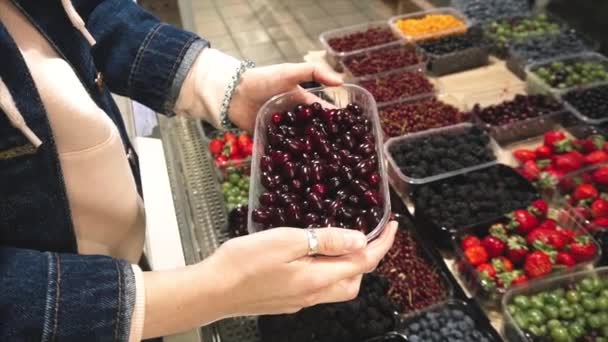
[283,63,343,86]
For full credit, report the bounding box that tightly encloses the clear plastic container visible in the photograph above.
[526,52,608,96]
[422,38,490,76]
[384,122,499,197]
[413,164,540,249]
[356,68,438,107]
[464,84,569,145]
[340,41,428,82]
[378,92,470,138]
[562,84,608,125]
[388,7,471,42]
[454,207,602,309]
[503,266,608,342]
[452,0,531,25]
[319,21,402,71]
[398,299,503,341]
[247,84,391,241]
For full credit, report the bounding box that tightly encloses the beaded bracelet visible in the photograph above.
[220,60,256,129]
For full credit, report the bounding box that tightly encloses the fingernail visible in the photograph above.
[344,231,366,250]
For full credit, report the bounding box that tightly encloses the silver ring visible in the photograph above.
[306,229,319,256]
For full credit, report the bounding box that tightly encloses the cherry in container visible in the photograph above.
[248,85,390,241]
[464,84,568,145]
[341,42,427,81]
[319,21,401,72]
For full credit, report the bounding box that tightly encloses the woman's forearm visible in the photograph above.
[141,261,227,339]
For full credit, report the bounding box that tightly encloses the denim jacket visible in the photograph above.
[0,1,208,340]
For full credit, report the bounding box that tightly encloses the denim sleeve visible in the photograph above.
[80,0,209,115]
[0,247,136,341]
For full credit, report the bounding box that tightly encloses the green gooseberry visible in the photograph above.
[514,295,531,309]
[544,293,561,306]
[543,305,560,320]
[566,290,581,303]
[546,319,562,330]
[514,312,529,329]
[528,325,546,337]
[571,303,585,317]
[588,314,603,329]
[559,306,575,320]
[527,309,546,325]
[580,278,595,292]
[568,322,586,339]
[550,326,572,342]
[582,297,597,312]
[530,295,545,310]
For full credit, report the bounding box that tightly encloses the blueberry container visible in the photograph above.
[503,266,608,342]
[452,0,531,25]
[464,84,569,145]
[384,122,499,198]
[453,207,601,309]
[562,83,608,125]
[319,21,402,72]
[526,52,608,96]
[248,84,391,241]
[341,41,428,82]
[398,299,503,342]
[388,7,471,43]
[419,29,491,76]
[412,164,540,249]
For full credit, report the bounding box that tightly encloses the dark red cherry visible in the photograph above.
[354,216,368,233]
[298,164,312,185]
[252,209,272,225]
[285,138,304,155]
[304,213,320,227]
[296,106,313,123]
[341,165,354,182]
[367,206,382,227]
[357,143,375,156]
[268,131,285,148]
[284,111,297,125]
[327,176,342,192]
[368,172,381,187]
[356,159,374,177]
[286,202,302,225]
[301,136,313,153]
[291,178,304,191]
[336,188,351,201]
[259,191,277,206]
[271,150,290,166]
[306,192,324,213]
[311,163,325,183]
[261,172,278,189]
[321,109,336,123]
[363,190,381,206]
[311,183,327,198]
[351,179,370,194]
[283,161,297,180]
[326,163,340,176]
[347,103,363,116]
[272,207,286,226]
[260,155,273,172]
[323,216,338,227]
[350,124,366,138]
[348,194,361,206]
[338,206,357,222]
[327,199,342,216]
[278,193,295,207]
[341,133,356,150]
[271,112,284,126]
[345,153,362,166]
[278,183,290,194]
[316,138,332,156]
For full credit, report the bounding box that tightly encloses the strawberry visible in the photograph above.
[592,166,608,185]
[591,217,608,230]
[482,236,506,258]
[538,219,557,230]
[237,132,252,148]
[241,143,253,157]
[497,270,525,287]
[513,149,536,163]
[524,251,553,278]
[535,145,553,159]
[592,198,608,218]
[222,140,241,160]
[520,160,541,181]
[214,154,228,167]
[555,227,575,243]
[568,235,598,262]
[585,150,608,164]
[573,184,599,201]
[556,252,576,267]
[536,169,565,189]
[507,209,539,234]
[209,139,224,156]
[464,245,489,266]
[582,134,606,153]
[552,151,585,172]
[511,273,528,285]
[544,131,567,149]
[528,199,548,219]
[223,132,237,145]
[461,235,481,251]
[506,235,529,265]
[476,263,497,279]
[491,256,513,272]
[528,228,567,250]
[573,205,592,220]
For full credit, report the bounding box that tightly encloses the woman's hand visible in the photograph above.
[228,63,343,132]
[207,221,397,318]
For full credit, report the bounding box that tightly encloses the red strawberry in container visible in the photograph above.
[506,235,529,265]
[592,166,608,186]
[461,235,481,250]
[568,235,598,262]
[491,256,513,273]
[556,251,576,267]
[507,209,539,235]
[520,160,541,181]
[476,263,497,279]
[591,217,608,232]
[524,251,553,278]
[481,224,508,258]
[536,169,565,190]
[513,149,536,163]
[582,134,606,153]
[528,199,548,219]
[538,218,557,230]
[552,151,585,173]
[544,131,568,151]
[209,138,224,156]
[497,270,526,287]
[592,198,608,218]
[527,228,567,250]
[585,150,608,164]
[464,245,489,266]
[573,184,599,201]
[535,145,552,159]
[572,205,592,220]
